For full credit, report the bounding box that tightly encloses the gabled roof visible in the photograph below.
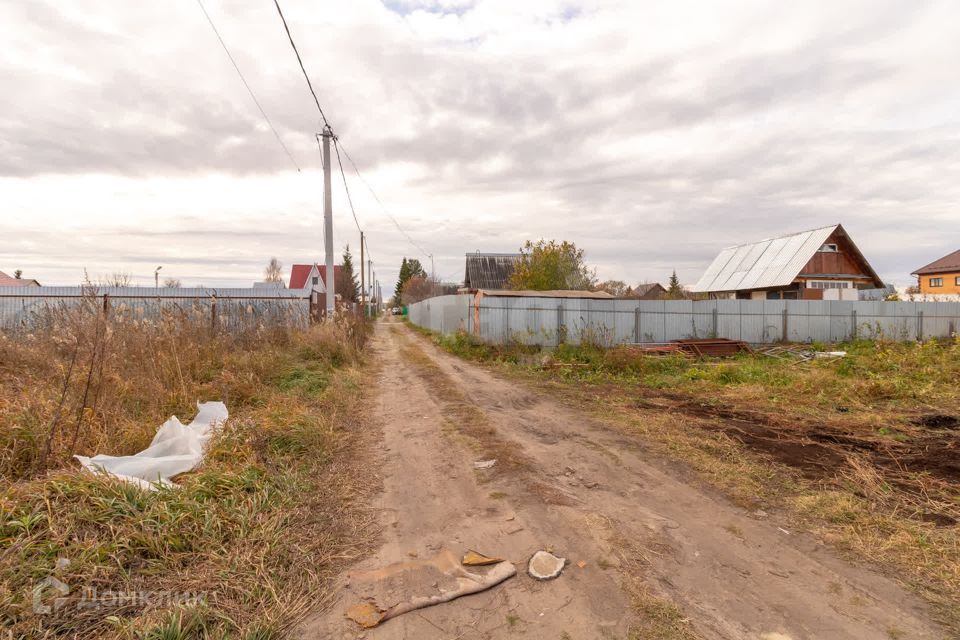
[289,263,342,291]
[0,270,40,287]
[464,253,521,290]
[691,224,881,292]
[912,249,960,276]
[633,283,666,298]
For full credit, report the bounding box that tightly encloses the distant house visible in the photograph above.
[289,263,342,292]
[633,283,667,300]
[911,250,960,295]
[0,270,40,287]
[691,224,883,300]
[463,253,522,290]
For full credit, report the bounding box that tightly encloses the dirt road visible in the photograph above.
[300,321,943,639]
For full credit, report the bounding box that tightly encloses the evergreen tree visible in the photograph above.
[337,244,360,303]
[395,257,409,304]
[667,270,684,299]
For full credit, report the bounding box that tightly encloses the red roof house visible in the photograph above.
[289,263,342,292]
[0,270,40,287]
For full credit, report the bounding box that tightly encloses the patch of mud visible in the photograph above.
[647,400,960,488]
[912,414,960,430]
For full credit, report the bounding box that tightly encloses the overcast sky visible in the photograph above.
[1,0,958,291]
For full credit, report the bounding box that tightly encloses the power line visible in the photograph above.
[272,0,329,127]
[336,141,431,259]
[195,0,301,172]
[332,137,362,234]
[271,0,429,274]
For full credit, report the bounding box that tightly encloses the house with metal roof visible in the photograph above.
[911,249,960,295]
[463,253,522,290]
[691,224,883,300]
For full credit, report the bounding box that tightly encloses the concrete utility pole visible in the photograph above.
[321,126,335,317]
[360,230,365,317]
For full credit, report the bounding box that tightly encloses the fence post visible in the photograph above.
[634,306,641,343]
[712,307,719,339]
[102,293,110,317]
[851,309,857,340]
[504,303,510,343]
[917,310,924,340]
[210,296,218,335]
[782,308,788,342]
[556,304,564,346]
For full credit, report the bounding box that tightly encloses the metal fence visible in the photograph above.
[0,286,312,331]
[407,295,960,345]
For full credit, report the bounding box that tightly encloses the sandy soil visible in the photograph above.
[298,321,944,640]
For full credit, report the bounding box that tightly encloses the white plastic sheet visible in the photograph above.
[75,401,228,490]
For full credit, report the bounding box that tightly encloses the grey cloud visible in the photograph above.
[2,0,957,290]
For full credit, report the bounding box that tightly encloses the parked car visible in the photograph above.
[391,306,402,315]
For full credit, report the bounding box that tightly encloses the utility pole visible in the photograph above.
[359,230,365,317]
[429,254,435,298]
[154,266,162,289]
[321,126,335,318]
[368,258,373,310]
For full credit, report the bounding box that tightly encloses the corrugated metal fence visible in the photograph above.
[407,295,960,345]
[0,287,312,331]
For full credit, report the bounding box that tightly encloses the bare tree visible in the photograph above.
[264,257,283,283]
[163,277,182,288]
[105,271,133,287]
[593,279,629,297]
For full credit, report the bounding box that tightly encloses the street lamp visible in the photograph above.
[154,266,162,288]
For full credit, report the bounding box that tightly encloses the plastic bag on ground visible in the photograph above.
[75,401,228,490]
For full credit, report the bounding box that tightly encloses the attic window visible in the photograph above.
[818,243,838,252]
[312,276,319,285]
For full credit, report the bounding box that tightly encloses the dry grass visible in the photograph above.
[0,309,377,638]
[420,328,960,631]
[0,294,366,482]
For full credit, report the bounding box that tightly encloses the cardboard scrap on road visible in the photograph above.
[462,549,504,566]
[345,549,516,628]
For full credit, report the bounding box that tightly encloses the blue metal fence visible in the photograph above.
[407,295,960,345]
